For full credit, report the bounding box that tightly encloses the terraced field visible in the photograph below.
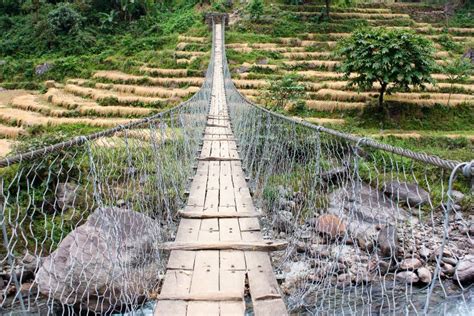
[1,2,472,157]
[0,34,210,156]
[223,3,474,132]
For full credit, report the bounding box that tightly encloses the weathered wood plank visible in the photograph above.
[178,210,261,219]
[158,241,287,251]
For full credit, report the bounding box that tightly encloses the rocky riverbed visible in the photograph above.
[261,183,473,314]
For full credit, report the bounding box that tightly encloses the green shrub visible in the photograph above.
[247,0,264,21]
[47,3,83,35]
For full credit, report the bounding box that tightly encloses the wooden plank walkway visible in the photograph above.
[154,24,287,316]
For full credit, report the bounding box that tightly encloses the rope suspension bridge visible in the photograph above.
[1,17,473,315]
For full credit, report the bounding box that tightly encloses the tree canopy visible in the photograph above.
[336,28,436,108]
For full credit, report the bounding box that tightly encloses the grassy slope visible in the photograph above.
[224,0,473,161]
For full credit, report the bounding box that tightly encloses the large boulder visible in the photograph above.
[383,181,430,207]
[314,214,346,240]
[454,255,474,286]
[35,207,161,313]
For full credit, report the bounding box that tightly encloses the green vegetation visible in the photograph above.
[336,27,436,109]
[265,73,306,111]
[443,57,473,106]
[247,0,264,21]
[0,1,206,86]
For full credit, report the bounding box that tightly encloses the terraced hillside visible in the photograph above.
[0,33,211,157]
[1,1,472,158]
[223,2,474,138]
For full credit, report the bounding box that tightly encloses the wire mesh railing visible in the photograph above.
[221,18,474,315]
[0,20,218,316]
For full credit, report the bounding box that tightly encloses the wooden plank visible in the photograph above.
[175,219,200,241]
[220,302,245,315]
[204,189,219,212]
[158,292,243,301]
[219,218,241,241]
[178,210,261,219]
[239,217,261,232]
[253,299,288,316]
[158,241,287,251]
[207,161,220,190]
[167,251,196,270]
[187,302,219,316]
[154,301,187,316]
[245,252,283,301]
[160,269,193,295]
[198,157,241,161]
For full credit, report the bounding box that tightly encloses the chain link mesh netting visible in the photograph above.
[0,23,216,315]
[1,19,473,316]
[222,22,474,315]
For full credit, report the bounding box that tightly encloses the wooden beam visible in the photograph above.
[198,157,241,161]
[158,241,287,251]
[178,210,262,219]
[158,292,243,302]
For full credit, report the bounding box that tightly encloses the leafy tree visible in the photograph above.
[247,0,264,21]
[324,0,331,19]
[265,73,306,111]
[443,57,473,106]
[47,3,83,35]
[337,28,436,109]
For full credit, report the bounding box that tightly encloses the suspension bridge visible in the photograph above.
[1,16,473,316]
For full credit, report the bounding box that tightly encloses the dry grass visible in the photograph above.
[0,123,25,139]
[296,116,346,125]
[175,51,206,58]
[330,12,410,19]
[65,84,166,105]
[0,139,14,157]
[233,79,268,89]
[314,89,368,102]
[79,104,153,116]
[93,71,144,82]
[96,83,198,98]
[44,88,96,110]
[148,77,204,87]
[301,41,337,47]
[139,66,188,77]
[0,106,137,127]
[11,94,69,117]
[304,33,350,40]
[306,100,366,111]
[284,60,339,70]
[178,35,207,43]
[282,52,332,59]
[242,62,278,70]
[239,89,263,96]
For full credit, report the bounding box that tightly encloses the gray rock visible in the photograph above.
[396,271,419,283]
[399,258,422,270]
[0,60,6,66]
[281,261,311,295]
[450,190,465,203]
[377,225,398,260]
[417,267,432,284]
[383,181,430,207]
[442,263,455,276]
[336,273,352,287]
[256,58,268,65]
[272,210,294,232]
[55,182,79,210]
[455,255,474,286]
[35,62,53,76]
[419,245,431,260]
[35,207,161,313]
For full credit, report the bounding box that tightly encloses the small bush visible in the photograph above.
[47,3,83,35]
[247,0,264,21]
